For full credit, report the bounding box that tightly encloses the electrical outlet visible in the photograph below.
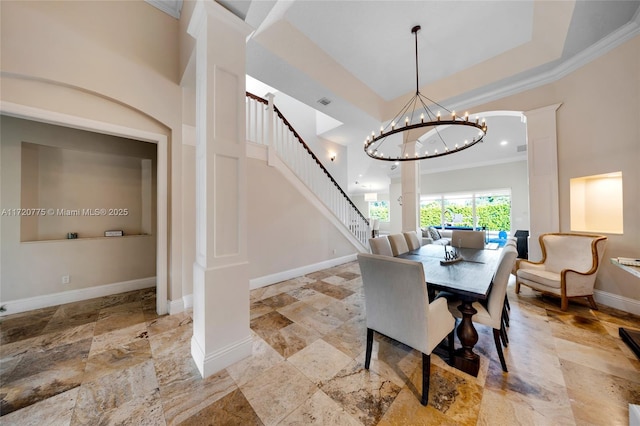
[62,275,70,284]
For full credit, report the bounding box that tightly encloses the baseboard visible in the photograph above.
[0,277,156,316]
[594,289,640,316]
[249,254,358,290]
[191,333,252,378]
[168,294,194,315]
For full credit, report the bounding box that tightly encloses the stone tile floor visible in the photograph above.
[1,261,639,425]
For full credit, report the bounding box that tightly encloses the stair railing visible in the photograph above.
[246,92,370,247]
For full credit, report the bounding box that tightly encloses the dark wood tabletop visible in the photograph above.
[398,244,502,300]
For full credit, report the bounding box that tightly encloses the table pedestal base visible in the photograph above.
[620,327,640,359]
[452,349,480,376]
[455,300,480,377]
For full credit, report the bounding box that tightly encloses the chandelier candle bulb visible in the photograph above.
[452,111,456,120]
[421,113,424,123]
[405,117,409,126]
[465,112,469,121]
[437,111,441,121]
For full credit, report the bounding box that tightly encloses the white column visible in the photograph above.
[187,0,252,378]
[523,103,562,261]
[401,141,421,232]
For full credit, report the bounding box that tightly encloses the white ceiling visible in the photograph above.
[206,1,640,194]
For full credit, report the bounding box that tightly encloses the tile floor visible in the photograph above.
[1,261,639,425]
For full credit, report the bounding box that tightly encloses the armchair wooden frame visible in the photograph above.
[515,232,607,311]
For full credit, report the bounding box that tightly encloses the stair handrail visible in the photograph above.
[246,92,370,228]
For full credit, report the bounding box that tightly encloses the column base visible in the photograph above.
[191,333,252,378]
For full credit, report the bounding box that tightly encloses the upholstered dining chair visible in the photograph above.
[444,245,518,372]
[515,233,607,311]
[369,236,393,257]
[357,253,455,405]
[451,230,485,249]
[388,233,410,256]
[403,231,422,251]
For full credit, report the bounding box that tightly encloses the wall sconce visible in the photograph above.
[397,196,403,206]
[330,152,336,162]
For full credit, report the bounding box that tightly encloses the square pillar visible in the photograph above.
[187,0,253,378]
[401,141,421,233]
[523,103,562,261]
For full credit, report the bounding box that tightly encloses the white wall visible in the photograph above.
[385,160,529,236]
[270,93,349,189]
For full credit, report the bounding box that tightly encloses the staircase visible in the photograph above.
[245,92,369,251]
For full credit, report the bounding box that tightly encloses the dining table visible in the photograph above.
[398,243,502,377]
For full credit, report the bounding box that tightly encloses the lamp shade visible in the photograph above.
[364,193,378,202]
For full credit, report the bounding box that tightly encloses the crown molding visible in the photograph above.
[145,0,183,19]
[451,16,640,112]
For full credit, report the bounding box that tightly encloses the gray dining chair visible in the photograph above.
[403,231,422,251]
[388,233,410,256]
[369,236,393,256]
[451,230,485,249]
[357,253,455,405]
[444,245,517,372]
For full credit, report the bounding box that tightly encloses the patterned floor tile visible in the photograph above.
[1,262,639,425]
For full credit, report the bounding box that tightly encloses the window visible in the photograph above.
[369,200,390,223]
[420,190,511,235]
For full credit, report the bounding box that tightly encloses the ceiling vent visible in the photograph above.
[317,97,332,106]
[517,144,527,152]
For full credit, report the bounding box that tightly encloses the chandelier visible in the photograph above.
[364,25,487,162]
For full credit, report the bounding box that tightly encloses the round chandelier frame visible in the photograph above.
[364,25,488,162]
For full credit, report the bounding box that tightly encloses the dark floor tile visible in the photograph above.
[303,281,354,300]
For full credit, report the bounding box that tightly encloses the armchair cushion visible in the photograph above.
[517,269,560,289]
[515,233,607,310]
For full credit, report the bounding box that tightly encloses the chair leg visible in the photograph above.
[448,330,455,365]
[365,328,374,369]
[504,294,510,311]
[500,325,509,347]
[561,295,569,311]
[587,295,598,310]
[421,353,431,406]
[515,280,521,294]
[493,328,508,372]
[502,305,510,328]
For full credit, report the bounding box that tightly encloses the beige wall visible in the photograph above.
[1,117,157,301]
[0,1,183,306]
[246,158,356,278]
[474,35,640,301]
[9,117,157,241]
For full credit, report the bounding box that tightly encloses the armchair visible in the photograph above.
[357,253,455,405]
[515,233,607,311]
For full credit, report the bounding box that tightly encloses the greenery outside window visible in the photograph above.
[420,190,511,234]
[369,201,390,223]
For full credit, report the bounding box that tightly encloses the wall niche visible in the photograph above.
[17,122,156,242]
